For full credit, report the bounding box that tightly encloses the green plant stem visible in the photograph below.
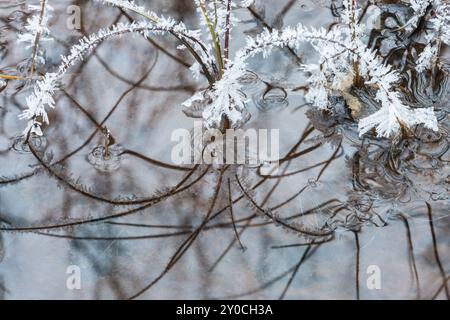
[198,0,224,78]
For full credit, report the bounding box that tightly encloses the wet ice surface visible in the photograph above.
[0,0,449,299]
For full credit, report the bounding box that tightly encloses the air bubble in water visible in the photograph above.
[307,178,317,188]
[12,135,48,154]
[254,87,288,112]
[238,71,259,86]
[87,145,122,173]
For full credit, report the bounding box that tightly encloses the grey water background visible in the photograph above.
[0,0,449,299]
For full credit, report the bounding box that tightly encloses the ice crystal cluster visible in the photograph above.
[17,0,54,65]
[231,0,439,138]
[183,60,250,129]
[411,0,450,72]
[98,1,251,131]
[19,0,444,140]
[20,17,209,135]
[97,1,252,131]
[184,1,253,130]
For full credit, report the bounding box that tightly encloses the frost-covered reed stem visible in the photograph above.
[17,0,54,76]
[95,0,216,82]
[223,0,232,65]
[29,0,48,76]
[21,20,212,135]
[196,0,224,77]
[235,24,438,138]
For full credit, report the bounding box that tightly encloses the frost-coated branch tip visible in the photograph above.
[20,0,442,141]
[20,20,210,136]
[235,21,439,138]
[412,0,449,72]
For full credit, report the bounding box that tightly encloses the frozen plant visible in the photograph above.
[183,0,252,130]
[99,0,251,131]
[185,58,250,130]
[20,0,441,140]
[17,0,54,75]
[230,0,438,138]
[20,0,252,137]
[19,19,214,136]
[408,0,450,72]
[404,0,432,32]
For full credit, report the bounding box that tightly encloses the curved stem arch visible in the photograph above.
[21,19,214,135]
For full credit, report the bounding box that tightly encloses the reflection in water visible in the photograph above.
[12,134,47,154]
[88,145,122,173]
[254,86,289,113]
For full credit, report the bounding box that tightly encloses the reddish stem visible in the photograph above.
[224,0,232,67]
